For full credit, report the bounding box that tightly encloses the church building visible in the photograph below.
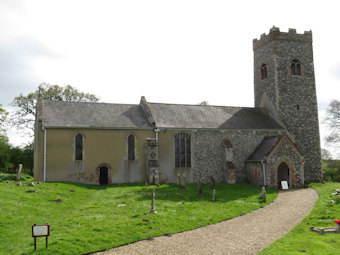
[34,27,323,188]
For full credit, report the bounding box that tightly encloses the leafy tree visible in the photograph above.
[321,148,332,160]
[323,160,340,182]
[0,104,8,140]
[324,99,340,145]
[199,101,209,105]
[0,135,10,171]
[11,83,100,135]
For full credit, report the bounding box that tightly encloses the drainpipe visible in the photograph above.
[42,122,47,182]
[154,128,160,143]
[261,160,266,187]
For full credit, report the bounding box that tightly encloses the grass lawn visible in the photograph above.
[259,182,340,255]
[0,174,277,254]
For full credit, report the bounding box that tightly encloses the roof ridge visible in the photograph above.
[149,102,254,109]
[42,99,138,106]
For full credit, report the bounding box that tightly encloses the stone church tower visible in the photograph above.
[253,26,322,182]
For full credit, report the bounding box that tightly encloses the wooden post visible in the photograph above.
[210,175,215,189]
[212,189,216,202]
[32,223,50,250]
[198,180,202,195]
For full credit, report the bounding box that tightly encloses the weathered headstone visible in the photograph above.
[176,173,181,186]
[149,188,157,214]
[16,164,23,181]
[180,173,186,188]
[336,223,340,234]
[261,186,266,202]
[153,169,160,186]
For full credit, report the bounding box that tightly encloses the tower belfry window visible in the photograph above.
[261,64,267,79]
[291,60,301,76]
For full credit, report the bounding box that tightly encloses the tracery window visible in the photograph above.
[291,59,301,76]
[128,134,135,160]
[261,64,267,79]
[75,134,83,160]
[175,133,191,168]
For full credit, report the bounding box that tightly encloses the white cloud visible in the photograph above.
[1,0,340,155]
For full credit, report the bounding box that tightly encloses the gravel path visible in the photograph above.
[96,188,318,255]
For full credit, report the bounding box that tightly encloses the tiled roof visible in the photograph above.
[40,98,285,130]
[247,136,281,161]
[148,103,284,130]
[41,100,151,128]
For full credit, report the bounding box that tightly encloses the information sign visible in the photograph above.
[281,181,289,190]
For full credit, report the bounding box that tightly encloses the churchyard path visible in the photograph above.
[95,188,318,255]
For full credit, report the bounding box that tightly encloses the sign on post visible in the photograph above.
[32,223,50,250]
[281,181,289,190]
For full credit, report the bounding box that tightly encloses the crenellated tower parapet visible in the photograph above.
[253,26,322,183]
[253,26,312,50]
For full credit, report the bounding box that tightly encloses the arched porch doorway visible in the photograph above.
[277,162,290,188]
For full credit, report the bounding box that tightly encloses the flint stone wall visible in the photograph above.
[253,27,322,183]
[246,137,304,188]
[192,129,286,183]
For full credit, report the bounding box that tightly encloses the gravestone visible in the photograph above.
[212,189,216,202]
[180,173,186,188]
[261,186,266,202]
[176,173,181,186]
[16,164,23,181]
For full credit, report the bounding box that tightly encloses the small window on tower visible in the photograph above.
[261,64,267,80]
[291,59,302,76]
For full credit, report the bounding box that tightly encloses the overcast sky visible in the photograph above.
[0,0,339,156]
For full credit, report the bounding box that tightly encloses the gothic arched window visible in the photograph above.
[75,134,83,160]
[175,133,191,168]
[261,64,267,79]
[128,134,135,160]
[291,59,301,76]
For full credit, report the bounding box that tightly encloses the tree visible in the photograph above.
[199,101,209,105]
[0,104,8,140]
[11,83,100,135]
[324,99,340,145]
[321,148,332,160]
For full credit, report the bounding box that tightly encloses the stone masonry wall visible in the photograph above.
[253,27,322,182]
[266,138,304,188]
[192,129,286,183]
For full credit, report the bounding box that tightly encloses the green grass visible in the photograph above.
[0,174,277,254]
[259,182,340,255]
